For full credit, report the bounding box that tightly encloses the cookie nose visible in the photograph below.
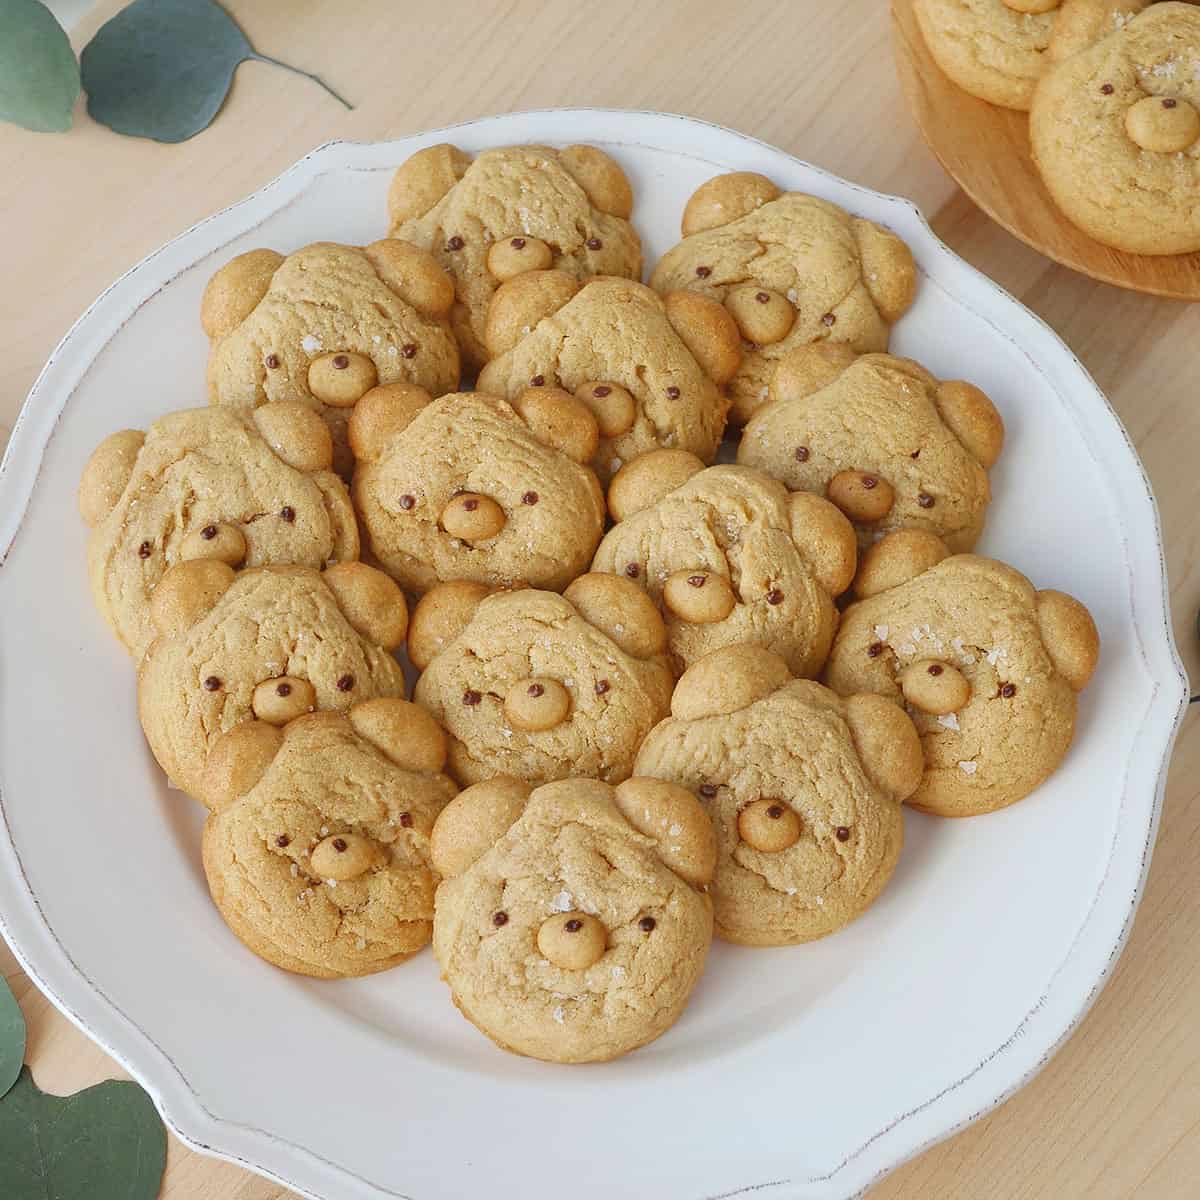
[180,521,246,566]
[311,833,384,881]
[486,234,553,282]
[724,285,795,345]
[574,380,636,437]
[504,677,571,732]
[1002,0,1058,12]
[1125,95,1200,154]
[663,569,735,624]
[308,351,378,408]
[441,492,506,541]
[737,799,802,853]
[827,470,895,522]
[537,911,607,970]
[251,676,316,724]
[899,659,970,715]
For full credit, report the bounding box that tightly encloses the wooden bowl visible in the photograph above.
[891,0,1200,299]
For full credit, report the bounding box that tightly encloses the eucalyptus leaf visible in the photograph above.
[0,0,80,133]
[81,0,351,144]
[0,1067,166,1200]
[0,976,24,1100]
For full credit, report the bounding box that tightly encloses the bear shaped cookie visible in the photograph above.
[648,173,917,424]
[634,645,922,947]
[202,240,460,475]
[409,576,674,787]
[386,143,642,368]
[591,454,857,676]
[475,275,741,484]
[823,531,1100,817]
[915,0,1149,111]
[738,345,1004,552]
[138,561,409,800]
[79,405,359,660]
[1031,3,1200,255]
[430,774,715,1062]
[349,387,606,593]
[200,702,457,978]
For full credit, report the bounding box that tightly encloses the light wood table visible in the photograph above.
[2,2,1197,1197]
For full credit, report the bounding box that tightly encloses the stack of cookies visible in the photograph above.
[78,142,1099,1065]
[913,0,1200,254]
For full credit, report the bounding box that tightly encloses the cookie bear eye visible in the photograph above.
[538,912,607,970]
[737,799,802,853]
[1125,95,1200,154]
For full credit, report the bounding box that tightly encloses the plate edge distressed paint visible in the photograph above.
[0,110,1187,1200]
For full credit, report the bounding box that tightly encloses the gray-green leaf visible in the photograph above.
[0,0,80,133]
[0,976,24,1100]
[81,0,350,145]
[0,1067,166,1200]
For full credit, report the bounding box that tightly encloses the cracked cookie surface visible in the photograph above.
[80,406,358,660]
[824,536,1100,816]
[202,705,457,978]
[649,180,916,424]
[634,646,922,946]
[431,776,714,1062]
[387,143,642,368]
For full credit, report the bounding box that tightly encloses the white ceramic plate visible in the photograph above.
[0,110,1187,1200]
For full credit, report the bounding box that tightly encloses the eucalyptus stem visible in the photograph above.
[251,53,353,110]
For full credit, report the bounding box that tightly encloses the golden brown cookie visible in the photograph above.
[138,562,408,800]
[431,776,713,1062]
[591,455,857,676]
[476,275,740,484]
[79,405,358,659]
[202,241,460,475]
[648,174,916,424]
[738,346,1003,552]
[1031,3,1200,254]
[386,143,642,368]
[914,0,1149,111]
[634,645,922,946]
[824,532,1100,817]
[349,388,605,593]
[201,702,457,978]
[410,577,674,787]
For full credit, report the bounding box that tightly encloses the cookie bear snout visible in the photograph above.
[537,911,607,970]
[898,659,970,715]
[724,285,795,346]
[180,521,246,567]
[311,832,385,882]
[486,235,553,282]
[1125,95,1200,154]
[441,492,507,542]
[574,380,636,438]
[251,676,317,724]
[737,799,802,853]
[308,351,379,408]
[504,677,571,732]
[663,569,736,624]
[827,469,895,523]
[1001,0,1058,12]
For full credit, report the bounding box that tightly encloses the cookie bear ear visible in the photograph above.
[663,291,742,387]
[681,172,781,237]
[347,383,433,464]
[349,698,448,774]
[933,381,1005,470]
[558,144,634,219]
[200,249,284,341]
[484,270,580,358]
[321,562,408,651]
[563,573,667,660]
[1036,590,1100,693]
[430,776,531,878]
[387,143,471,228]
[606,449,705,522]
[851,219,917,324]
[252,401,334,473]
[787,492,858,597]
[671,644,792,721]
[614,778,716,888]
[769,342,860,407]
[510,387,599,465]
[150,560,236,638]
[363,239,456,319]
[200,720,284,812]
[78,429,145,527]
[407,581,492,671]
[853,530,950,600]
[1048,0,1149,64]
[843,693,924,803]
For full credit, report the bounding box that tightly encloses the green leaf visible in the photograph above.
[0,1067,166,1200]
[81,0,351,145]
[0,976,24,1100]
[0,0,80,133]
